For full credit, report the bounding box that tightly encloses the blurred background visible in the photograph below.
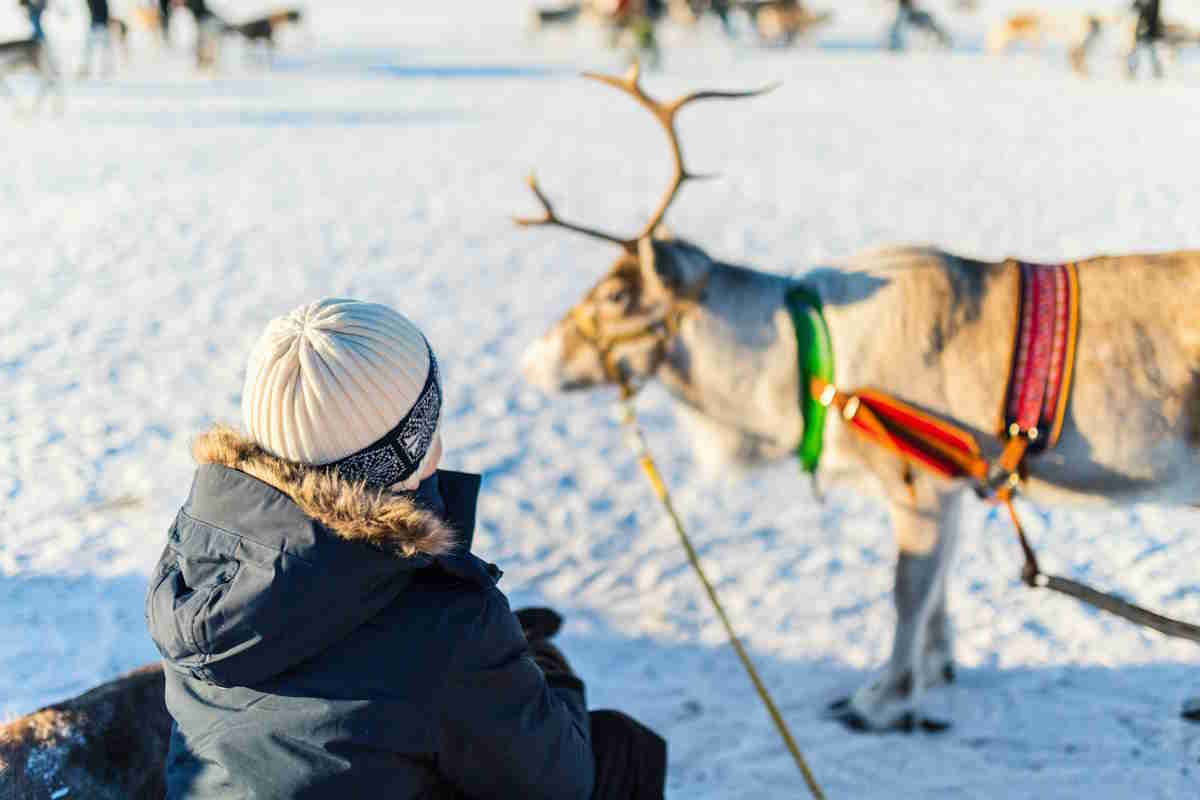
[2,2,1199,798]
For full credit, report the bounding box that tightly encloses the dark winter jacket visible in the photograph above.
[146,427,594,800]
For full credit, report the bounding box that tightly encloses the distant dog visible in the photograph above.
[529,2,582,30]
[986,10,1106,52]
[1161,20,1200,48]
[110,16,130,53]
[222,8,303,47]
[986,10,1112,75]
[738,0,832,45]
[212,7,304,66]
[0,5,62,113]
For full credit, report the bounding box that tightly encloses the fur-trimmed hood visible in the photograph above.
[193,426,455,558]
[147,426,489,688]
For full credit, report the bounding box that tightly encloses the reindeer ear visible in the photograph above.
[637,237,711,297]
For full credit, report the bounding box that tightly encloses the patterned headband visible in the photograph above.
[325,339,442,488]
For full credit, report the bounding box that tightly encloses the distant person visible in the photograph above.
[889,0,951,51]
[711,0,734,35]
[158,0,171,41]
[17,0,47,40]
[174,0,220,68]
[1128,0,1164,78]
[146,299,668,800]
[78,0,115,77]
[177,0,211,21]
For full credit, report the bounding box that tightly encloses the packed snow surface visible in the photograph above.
[2,1,1198,797]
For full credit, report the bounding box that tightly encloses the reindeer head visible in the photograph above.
[517,64,770,395]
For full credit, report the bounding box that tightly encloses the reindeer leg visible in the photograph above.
[831,487,966,732]
[921,571,955,686]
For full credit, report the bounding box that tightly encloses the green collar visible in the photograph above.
[785,285,834,474]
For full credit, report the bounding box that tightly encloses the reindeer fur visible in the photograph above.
[193,426,457,558]
[0,665,169,800]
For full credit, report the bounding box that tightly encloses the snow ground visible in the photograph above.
[2,1,1199,797]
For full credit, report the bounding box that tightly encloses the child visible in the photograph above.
[146,299,667,800]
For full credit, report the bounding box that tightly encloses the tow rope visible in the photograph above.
[616,389,828,800]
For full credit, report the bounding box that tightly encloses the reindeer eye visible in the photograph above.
[605,288,630,305]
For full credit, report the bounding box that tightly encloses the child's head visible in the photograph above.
[241,298,442,491]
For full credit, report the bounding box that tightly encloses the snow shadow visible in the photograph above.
[0,572,159,720]
[540,612,1199,796]
[270,52,562,80]
[814,37,985,55]
[366,64,562,80]
[69,109,472,128]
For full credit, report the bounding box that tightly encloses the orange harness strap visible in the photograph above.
[812,377,988,481]
[811,375,1032,502]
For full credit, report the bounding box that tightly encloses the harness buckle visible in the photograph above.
[841,395,861,421]
[817,383,837,408]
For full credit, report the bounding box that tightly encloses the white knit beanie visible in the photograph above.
[241,299,441,483]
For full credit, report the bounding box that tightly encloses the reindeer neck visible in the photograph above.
[651,250,1014,467]
[653,261,805,448]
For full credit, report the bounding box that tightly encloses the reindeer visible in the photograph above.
[518,64,1200,732]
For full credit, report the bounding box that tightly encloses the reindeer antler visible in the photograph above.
[515,63,775,249]
[583,63,776,241]
[514,173,635,250]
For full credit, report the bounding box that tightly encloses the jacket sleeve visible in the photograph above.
[435,588,594,800]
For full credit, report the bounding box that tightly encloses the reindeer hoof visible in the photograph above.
[1183,698,1200,722]
[829,699,951,734]
[893,712,952,733]
[826,697,878,733]
[837,709,872,732]
[917,715,952,733]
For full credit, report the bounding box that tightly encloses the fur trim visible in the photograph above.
[192,426,456,558]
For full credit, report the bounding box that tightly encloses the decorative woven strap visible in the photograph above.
[1002,262,1080,452]
[323,339,442,488]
